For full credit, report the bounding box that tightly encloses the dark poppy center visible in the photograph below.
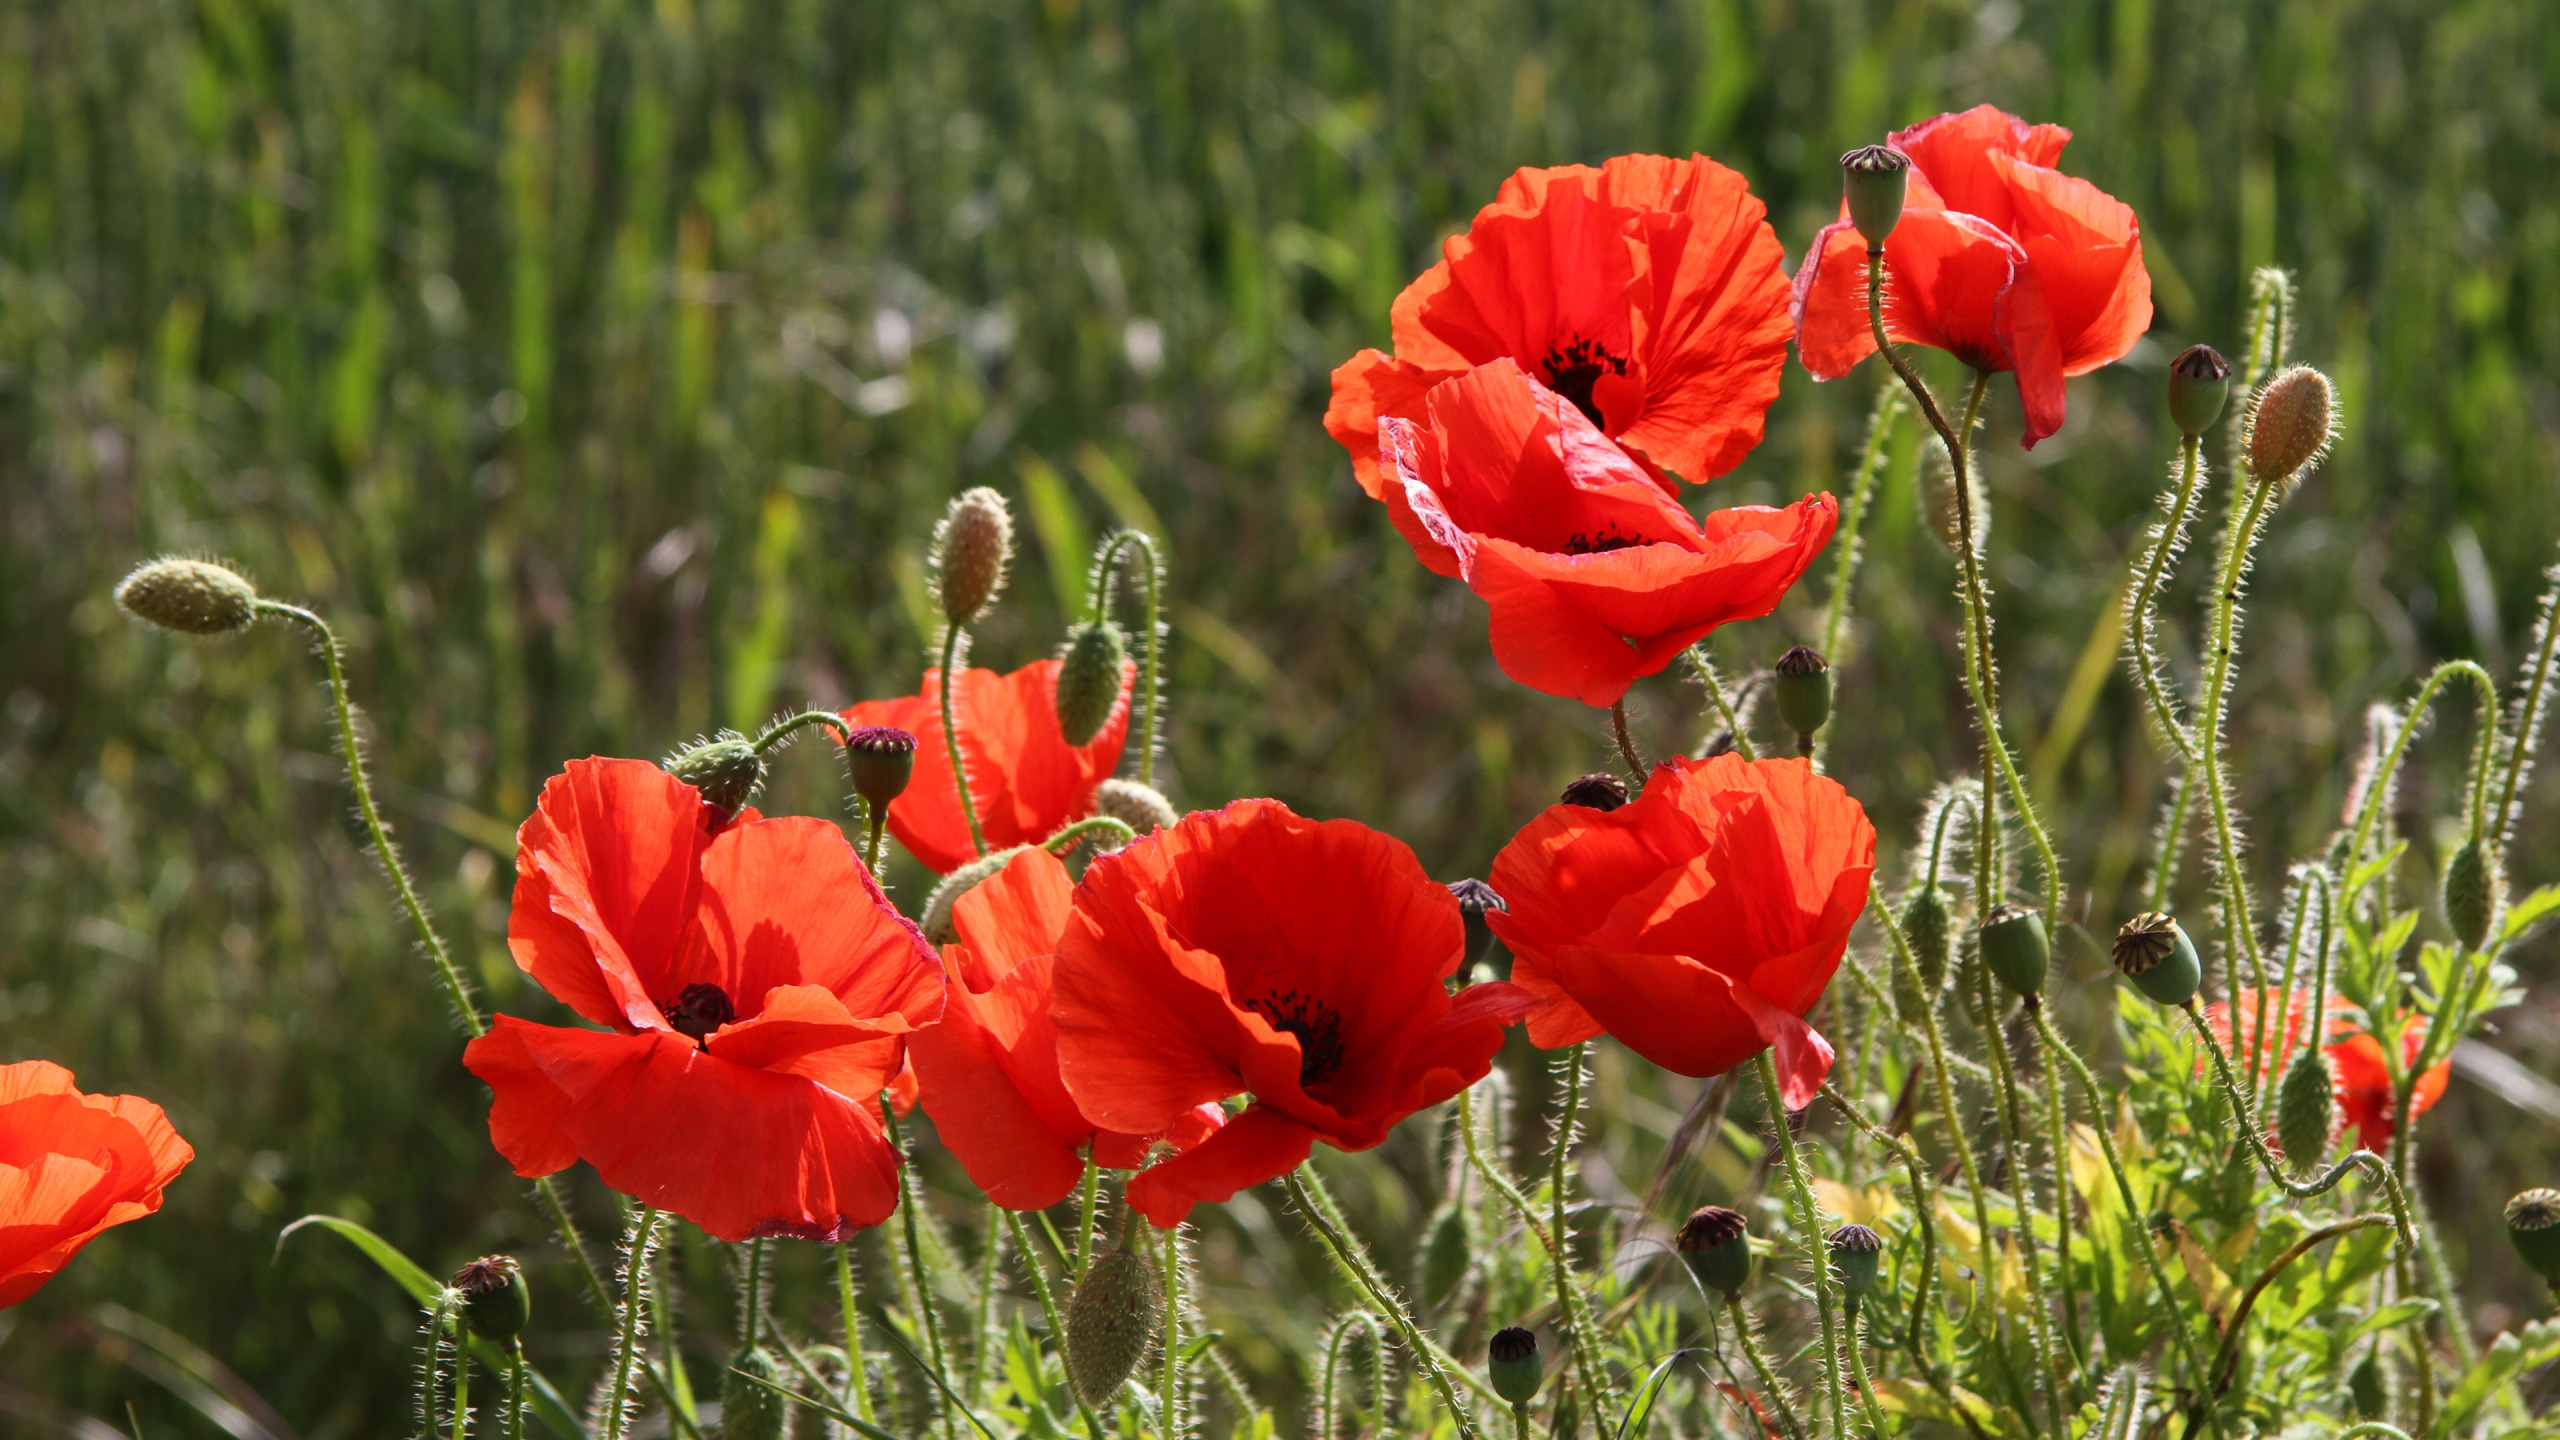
[1540,334,1629,430]
[1244,989,1346,1088]
[1561,523,1647,555]
[666,982,735,1045]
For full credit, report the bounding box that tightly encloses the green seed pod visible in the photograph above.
[2166,344,2232,439]
[1560,772,1630,811]
[932,486,1014,625]
[1828,1224,1884,1301]
[665,732,765,821]
[2348,1352,2387,1418]
[1676,1206,1752,1299]
[1092,778,1177,848]
[1771,646,1832,753]
[1486,1326,1543,1407]
[1419,1200,1475,1314]
[719,1347,794,1440]
[450,1255,530,1343]
[115,557,260,636]
[2245,365,2336,486]
[844,725,918,816]
[920,845,1033,944]
[2506,1189,2560,1286]
[1978,903,2049,1002]
[2275,1048,2335,1173]
[1899,884,1954,994]
[2443,837,2500,953]
[1054,621,1129,746]
[1839,145,1911,251]
[2111,911,2202,1007]
[1064,1247,1162,1409]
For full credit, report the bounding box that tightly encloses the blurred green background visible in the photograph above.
[6,0,2560,1430]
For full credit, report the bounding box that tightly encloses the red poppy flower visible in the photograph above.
[1793,105,2151,448]
[1486,755,1875,1109]
[1377,359,1836,707]
[1051,800,1532,1226]
[2198,989,2449,1153]
[1328,153,1794,496]
[464,758,943,1243]
[0,1062,192,1307]
[908,847,1224,1210]
[845,659,1135,875]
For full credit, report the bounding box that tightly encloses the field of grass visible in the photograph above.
[4,0,2560,1430]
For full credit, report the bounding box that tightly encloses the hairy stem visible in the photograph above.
[753,708,851,753]
[936,623,988,858]
[1092,530,1167,790]
[1285,1167,1482,1440]
[599,1208,666,1440]
[1005,1211,1105,1440]
[2126,439,2208,761]
[884,1099,961,1440]
[1756,1051,1848,1440]
[837,1245,881,1427]
[1611,699,1645,780]
[1688,647,1760,762]
[1457,1086,1611,1432]
[1725,1295,1811,1440]
[2195,478,2278,1004]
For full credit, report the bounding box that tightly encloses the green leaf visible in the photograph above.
[2506,883,2560,940]
[2443,1317,2560,1435]
[2345,1296,2438,1342]
[725,1366,903,1440]
[1612,1349,1702,1440]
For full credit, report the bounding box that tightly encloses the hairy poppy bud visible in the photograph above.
[932,487,1014,625]
[1064,1247,1162,1409]
[1419,1200,1475,1313]
[1448,879,1507,975]
[1055,621,1129,745]
[1828,1224,1883,1301]
[115,557,260,636]
[719,1347,793,1440]
[665,732,765,821]
[1093,778,1177,846]
[2510,1190,2560,1287]
[1771,646,1832,754]
[2112,911,2201,1007]
[451,1255,530,1342]
[1899,885,1954,994]
[2275,1048,2335,1173]
[2246,365,2335,485]
[2443,837,2500,952]
[1978,903,2049,1002]
[844,726,918,814]
[1839,145,1910,251]
[921,845,1033,944]
[1487,1327,1543,1407]
[2349,1353,2386,1418]
[1676,1206,1752,1299]
[2167,345,2232,438]
[1560,772,1629,812]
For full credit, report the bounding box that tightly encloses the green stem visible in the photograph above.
[884,1099,962,1440]
[2343,662,2499,877]
[1843,1302,1893,1440]
[1159,1221,1187,1440]
[973,1201,1004,1395]
[1755,1051,1848,1440]
[742,1238,765,1352]
[1457,1087,1611,1433]
[2195,478,2279,1003]
[1044,816,1137,854]
[452,1314,471,1440]
[862,798,891,877]
[753,709,851,753]
[1547,1044,1616,1425]
[936,624,989,858]
[1006,1210,1106,1440]
[837,1244,881,1427]
[2034,1025,2083,1372]
[2150,766,2200,914]
[1284,1167,1483,1440]
[1974,968,2065,1437]
[507,1341,528,1440]
[2127,438,2208,762]
[1093,530,1166,789]
[1725,1295,1811,1440]
[1686,647,1760,762]
[2181,1003,2418,1241]
[1821,385,1909,671]
[2494,557,2560,844]
[1868,885,1997,1299]
[1819,1081,1937,1357]
[2187,1216,2394,1437]
[600,1208,666,1440]
[1611,700,1644,780]
[1075,1156,1101,1282]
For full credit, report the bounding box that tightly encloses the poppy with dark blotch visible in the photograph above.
[1488,755,1876,1109]
[1793,105,2152,448]
[1051,800,1533,1227]
[464,759,943,1243]
[908,846,1225,1210]
[1328,154,1795,496]
[0,1061,193,1307]
[1376,360,1836,707]
[845,659,1135,875]
[2199,989,2450,1152]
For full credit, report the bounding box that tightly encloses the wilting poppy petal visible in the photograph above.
[0,1062,193,1308]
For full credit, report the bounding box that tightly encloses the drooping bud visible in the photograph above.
[2166,345,2233,439]
[1560,772,1630,812]
[2443,837,2500,952]
[1093,778,1177,845]
[2275,1048,2335,1173]
[1978,903,2049,1002]
[932,487,1014,625]
[1064,1247,1162,1409]
[1055,621,1129,746]
[2348,1353,2387,1418]
[1899,885,1954,994]
[1487,1327,1544,1407]
[665,732,765,821]
[1419,1200,1475,1314]
[1828,1224,1884,1301]
[1676,1206,1752,1299]
[920,845,1033,944]
[1771,646,1832,754]
[844,726,918,816]
[115,557,260,636]
[2509,1190,2560,1287]
[1839,145,1911,251]
[2111,911,2202,1007]
[450,1255,530,1342]
[719,1347,794,1440]
[2245,365,2336,485]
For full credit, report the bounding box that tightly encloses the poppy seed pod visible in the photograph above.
[2508,1189,2560,1286]
[1560,772,1630,812]
[843,725,918,815]
[1064,1247,1163,1408]
[664,732,765,821]
[1676,1205,1752,1298]
[932,487,1014,625]
[1093,778,1177,844]
[1448,878,1507,974]
[2275,1048,2336,1173]
[114,557,260,637]
[1978,903,2049,1001]
[2443,837,2500,953]
[2111,911,2201,1007]
[2246,365,2336,485]
[2166,345,2232,439]
[451,1255,530,1342]
[1772,646,1832,752]
[1839,145,1911,252]
[718,1347,792,1440]
[1828,1224,1884,1301]
[1487,1327,1543,1406]
[1055,621,1130,746]
[921,845,1034,945]
[2349,1353,2387,1418]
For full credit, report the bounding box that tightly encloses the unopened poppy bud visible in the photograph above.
[1055,621,1129,746]
[2349,1353,2387,1418]
[1487,1327,1543,1407]
[1064,1247,1162,1408]
[1978,903,2049,1002]
[1093,778,1177,845]
[2508,1189,2560,1286]
[1448,879,1507,974]
[2111,911,2201,1007]
[2167,345,2232,438]
[1560,772,1629,812]
[2275,1048,2335,1173]
[115,557,260,637]
[2246,365,2335,485]
[1419,1201,1475,1313]
[2443,837,2500,952]
[1772,646,1832,753]
[1899,885,1953,994]
[450,1255,530,1342]
[1828,1224,1884,1300]
[844,726,918,814]
[932,487,1014,625]
[719,1346,793,1440]
[1839,145,1910,251]
[665,732,764,821]
[921,845,1033,944]
[1676,1205,1752,1299]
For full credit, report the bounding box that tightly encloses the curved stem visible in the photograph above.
[1687,647,1759,762]
[2343,662,2500,879]
[2188,1216,2394,1437]
[1724,1295,1810,1440]
[936,624,988,858]
[1755,1051,1848,1440]
[753,709,850,753]
[1457,1087,1611,1430]
[2127,439,2208,762]
[1284,1167,1483,1440]
[2195,478,2280,1002]
[1044,815,1137,854]
[1819,1081,1937,1356]
[1611,700,1645,780]
[2180,1003,2418,1244]
[2494,559,2560,844]
[1093,530,1166,789]
[1006,1211,1105,1440]
[884,1098,961,1440]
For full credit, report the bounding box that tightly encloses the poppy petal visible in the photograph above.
[687,814,942,1029]
[1325,349,1466,500]
[910,971,1091,1210]
[1724,980,1836,1110]
[509,759,709,1032]
[706,984,909,1100]
[1123,1107,1318,1229]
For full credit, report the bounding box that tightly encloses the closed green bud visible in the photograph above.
[921,845,1033,944]
[1055,621,1129,745]
[2349,1353,2387,1418]
[450,1255,530,1343]
[2506,1189,2560,1286]
[932,487,1014,625]
[1064,1247,1162,1409]
[719,1347,794,1440]
[1839,145,1911,251]
[1978,903,2049,1002]
[2443,837,2500,952]
[1676,1206,1752,1299]
[2246,365,2336,486]
[2275,1048,2335,1173]
[844,725,918,815]
[115,557,260,636]
[2166,345,2232,439]
[1828,1224,1884,1301]
[1448,879,1507,976]
[2111,911,2202,1007]
[1092,778,1177,846]
[1419,1200,1475,1313]
[1487,1327,1543,1407]
[666,732,765,821]
[1899,885,1952,1001]
[1772,646,1832,754]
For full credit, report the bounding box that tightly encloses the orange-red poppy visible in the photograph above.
[1328,154,1794,495]
[2197,989,2450,1153]
[1794,105,2151,448]
[1487,755,1875,1109]
[1377,360,1836,707]
[464,759,943,1243]
[845,659,1135,875]
[908,847,1224,1210]
[0,1061,192,1307]
[1051,800,1531,1226]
